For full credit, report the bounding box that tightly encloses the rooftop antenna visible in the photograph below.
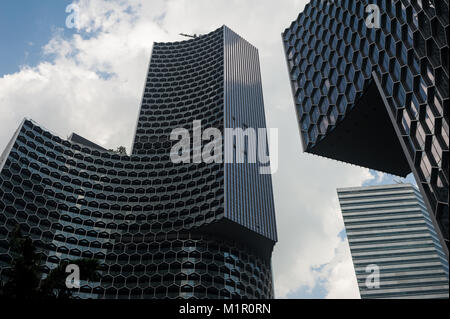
[179,33,198,39]
[394,177,404,184]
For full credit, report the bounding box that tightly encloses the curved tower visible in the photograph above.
[0,26,277,299]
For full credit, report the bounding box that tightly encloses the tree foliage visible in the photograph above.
[116,146,127,155]
[0,226,100,299]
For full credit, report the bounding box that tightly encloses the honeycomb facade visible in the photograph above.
[282,0,449,253]
[0,26,277,299]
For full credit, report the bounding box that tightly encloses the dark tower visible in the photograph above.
[0,26,277,299]
[282,0,448,254]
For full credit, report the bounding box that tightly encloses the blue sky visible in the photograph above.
[287,280,328,299]
[0,0,74,76]
[364,170,417,187]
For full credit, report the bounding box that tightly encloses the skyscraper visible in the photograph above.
[282,0,448,254]
[0,26,277,299]
[338,183,449,299]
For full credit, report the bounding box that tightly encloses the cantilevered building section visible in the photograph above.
[0,26,277,299]
[282,0,449,254]
[133,26,277,250]
[338,184,449,299]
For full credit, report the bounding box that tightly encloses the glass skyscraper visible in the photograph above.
[0,26,277,299]
[338,183,448,299]
[282,0,448,254]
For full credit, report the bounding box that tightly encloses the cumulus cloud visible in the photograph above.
[0,0,374,298]
[320,238,361,299]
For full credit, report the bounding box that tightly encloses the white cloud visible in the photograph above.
[320,238,361,299]
[0,0,373,298]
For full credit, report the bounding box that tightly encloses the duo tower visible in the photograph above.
[282,0,449,255]
[0,26,277,299]
[1,0,448,300]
